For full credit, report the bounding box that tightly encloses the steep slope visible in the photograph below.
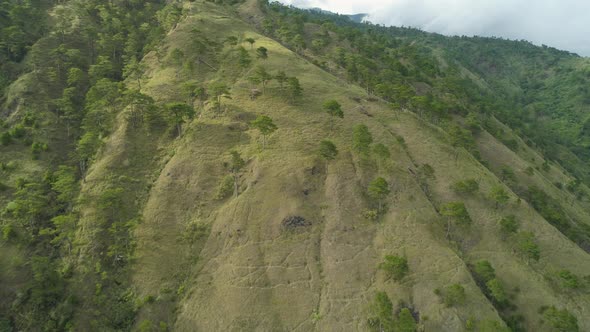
[70,1,590,330]
[121,5,504,330]
[2,1,590,331]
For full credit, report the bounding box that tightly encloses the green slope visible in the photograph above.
[1,1,590,331]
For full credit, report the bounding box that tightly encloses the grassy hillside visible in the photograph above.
[1,0,590,331]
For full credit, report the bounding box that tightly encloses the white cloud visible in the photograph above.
[277,0,590,56]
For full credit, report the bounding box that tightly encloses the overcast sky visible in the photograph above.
[277,0,590,56]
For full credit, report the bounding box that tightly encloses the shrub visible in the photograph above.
[352,124,373,153]
[499,215,519,234]
[516,232,540,261]
[418,164,435,179]
[0,132,11,145]
[440,284,466,307]
[396,308,417,332]
[500,165,516,182]
[486,278,508,303]
[215,175,234,200]
[451,179,479,194]
[380,255,409,281]
[31,142,48,160]
[368,177,390,212]
[558,270,580,289]
[440,202,472,225]
[474,260,496,282]
[363,209,379,221]
[373,143,390,159]
[9,124,25,138]
[489,185,509,209]
[367,292,394,331]
[319,140,338,161]
[542,306,578,332]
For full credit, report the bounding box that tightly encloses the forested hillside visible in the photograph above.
[1,0,589,331]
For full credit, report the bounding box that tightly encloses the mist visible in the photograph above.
[277,0,590,56]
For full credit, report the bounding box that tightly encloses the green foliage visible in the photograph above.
[515,231,541,261]
[368,177,390,212]
[500,165,516,182]
[256,46,268,59]
[275,70,288,88]
[499,215,519,234]
[249,66,273,92]
[76,132,101,173]
[286,76,303,102]
[465,113,481,134]
[225,36,238,46]
[208,81,232,112]
[165,102,195,136]
[489,185,510,209]
[238,47,252,67]
[396,308,417,332]
[380,255,409,281]
[323,99,344,131]
[558,270,580,289]
[0,132,12,146]
[323,100,344,118]
[451,179,479,194]
[0,0,176,329]
[373,143,391,159]
[52,166,78,204]
[245,37,256,49]
[30,142,48,160]
[251,115,277,148]
[169,48,185,67]
[352,124,373,153]
[9,125,26,139]
[486,278,508,303]
[215,175,234,200]
[367,292,394,332]
[440,202,471,225]
[474,260,496,283]
[363,209,379,221]
[225,150,247,197]
[448,124,476,156]
[319,140,338,161]
[418,164,435,180]
[542,306,579,332]
[230,151,245,173]
[525,186,590,250]
[440,284,466,307]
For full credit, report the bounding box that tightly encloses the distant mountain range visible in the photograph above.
[309,7,368,23]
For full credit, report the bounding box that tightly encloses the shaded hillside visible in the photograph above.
[1,0,590,331]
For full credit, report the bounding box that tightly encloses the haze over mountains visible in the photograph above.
[279,0,590,56]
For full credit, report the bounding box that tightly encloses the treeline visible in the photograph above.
[0,0,49,92]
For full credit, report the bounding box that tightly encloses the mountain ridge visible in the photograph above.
[1,0,589,331]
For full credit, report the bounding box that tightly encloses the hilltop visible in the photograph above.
[1,0,590,331]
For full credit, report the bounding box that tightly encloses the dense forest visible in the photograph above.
[1,0,590,331]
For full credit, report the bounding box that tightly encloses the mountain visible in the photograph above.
[308,7,368,23]
[346,13,368,23]
[1,0,589,331]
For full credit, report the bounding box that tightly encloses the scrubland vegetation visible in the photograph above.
[1,0,589,331]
